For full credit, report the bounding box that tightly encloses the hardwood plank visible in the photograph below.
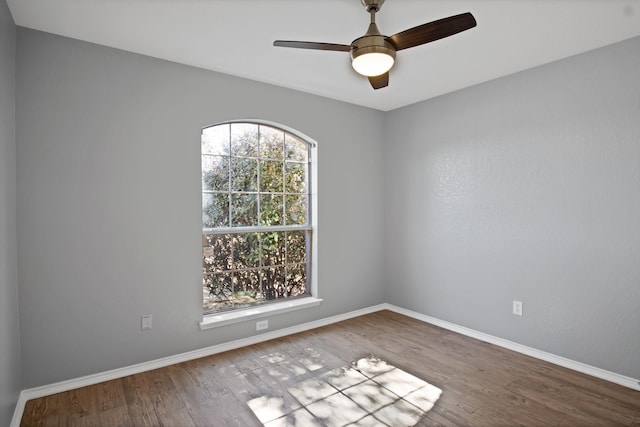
[21,393,61,427]
[505,376,637,425]
[137,367,197,426]
[166,362,257,426]
[20,311,640,426]
[96,380,131,426]
[417,405,465,427]
[121,374,161,426]
[65,386,99,427]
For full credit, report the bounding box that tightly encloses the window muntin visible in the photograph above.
[201,122,312,314]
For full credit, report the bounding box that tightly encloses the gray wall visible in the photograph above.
[384,36,640,378]
[0,0,21,424]
[16,28,386,388]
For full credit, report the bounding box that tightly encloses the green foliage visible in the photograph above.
[202,125,307,228]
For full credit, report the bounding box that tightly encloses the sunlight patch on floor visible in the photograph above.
[247,356,442,426]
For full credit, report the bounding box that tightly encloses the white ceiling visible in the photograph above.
[7,0,640,111]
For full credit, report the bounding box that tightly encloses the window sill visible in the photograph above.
[199,297,323,330]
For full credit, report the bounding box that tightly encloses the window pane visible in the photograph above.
[261,231,285,266]
[231,157,258,192]
[203,193,229,227]
[260,160,284,192]
[231,194,258,227]
[202,124,230,155]
[231,123,258,157]
[286,230,307,264]
[260,126,284,159]
[285,194,307,225]
[260,194,283,227]
[202,233,233,273]
[285,162,306,194]
[286,263,308,297]
[285,133,307,162]
[234,270,261,305]
[204,272,234,311]
[202,155,229,191]
[262,266,285,301]
[233,233,260,269]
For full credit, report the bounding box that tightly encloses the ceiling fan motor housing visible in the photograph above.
[350,35,396,62]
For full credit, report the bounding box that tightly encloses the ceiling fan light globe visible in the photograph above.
[352,52,395,77]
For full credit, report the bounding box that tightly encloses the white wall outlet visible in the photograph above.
[256,319,269,331]
[512,300,523,316]
[141,314,152,330]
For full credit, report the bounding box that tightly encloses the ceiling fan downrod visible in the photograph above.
[365,6,381,36]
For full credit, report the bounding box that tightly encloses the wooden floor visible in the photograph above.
[21,310,640,426]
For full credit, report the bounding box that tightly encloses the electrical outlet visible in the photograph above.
[512,300,523,316]
[141,314,152,330]
[256,319,269,331]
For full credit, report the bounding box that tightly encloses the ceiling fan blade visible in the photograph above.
[273,40,352,52]
[368,72,389,90]
[389,12,476,51]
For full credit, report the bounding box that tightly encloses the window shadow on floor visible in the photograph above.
[247,356,442,427]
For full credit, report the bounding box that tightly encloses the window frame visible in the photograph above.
[199,120,320,330]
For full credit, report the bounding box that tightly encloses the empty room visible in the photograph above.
[1,0,639,426]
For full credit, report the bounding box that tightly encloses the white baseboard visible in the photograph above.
[382,303,640,392]
[11,302,639,426]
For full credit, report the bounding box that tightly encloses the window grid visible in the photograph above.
[200,149,309,228]
[202,230,310,309]
[202,123,312,314]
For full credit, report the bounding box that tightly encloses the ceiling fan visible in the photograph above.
[273,0,476,90]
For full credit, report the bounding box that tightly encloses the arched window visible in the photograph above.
[201,122,315,315]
